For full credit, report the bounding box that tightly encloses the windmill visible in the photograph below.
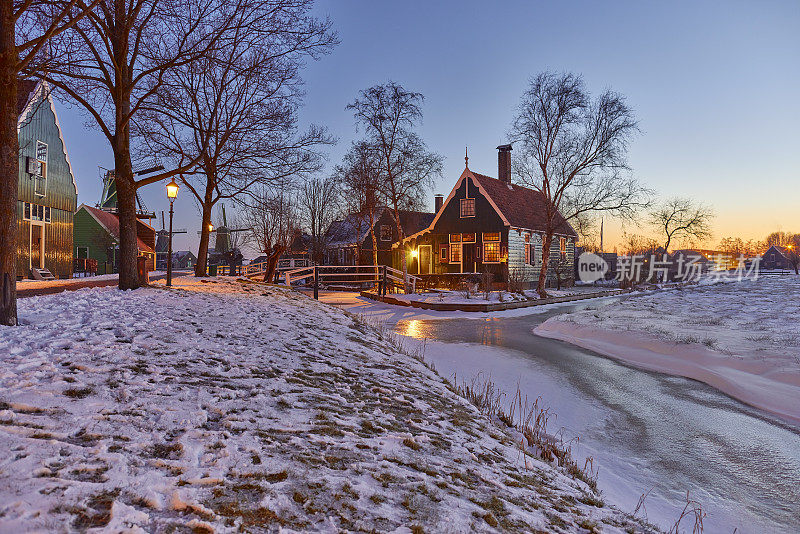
[156,211,187,270]
[98,161,163,220]
[201,204,249,255]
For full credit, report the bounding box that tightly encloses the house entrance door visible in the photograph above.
[30,224,44,268]
[462,243,475,273]
[418,245,432,275]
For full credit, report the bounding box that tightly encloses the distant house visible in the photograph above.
[171,251,197,270]
[395,145,577,288]
[73,205,156,274]
[761,245,792,270]
[15,80,78,279]
[325,207,435,266]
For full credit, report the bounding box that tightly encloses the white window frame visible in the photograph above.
[34,141,48,198]
[483,242,501,263]
[380,224,392,241]
[460,198,475,218]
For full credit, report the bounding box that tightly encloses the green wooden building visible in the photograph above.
[74,204,157,275]
[15,80,78,279]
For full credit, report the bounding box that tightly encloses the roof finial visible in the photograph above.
[465,147,469,169]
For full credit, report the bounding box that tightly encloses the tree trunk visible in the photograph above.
[114,146,139,290]
[194,183,215,276]
[263,244,285,283]
[392,205,407,290]
[537,231,553,297]
[0,3,18,325]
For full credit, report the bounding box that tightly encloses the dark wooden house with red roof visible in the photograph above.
[14,80,79,279]
[395,146,578,288]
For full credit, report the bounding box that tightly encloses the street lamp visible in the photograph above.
[166,178,179,286]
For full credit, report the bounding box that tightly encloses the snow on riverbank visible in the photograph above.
[389,286,621,306]
[535,276,800,424]
[0,277,649,532]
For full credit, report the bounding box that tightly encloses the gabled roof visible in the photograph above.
[326,207,435,247]
[17,79,79,197]
[470,172,577,236]
[79,204,156,254]
[17,80,38,116]
[398,168,577,247]
[762,245,789,259]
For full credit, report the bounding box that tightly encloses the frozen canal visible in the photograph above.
[330,293,800,533]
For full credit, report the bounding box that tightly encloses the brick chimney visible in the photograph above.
[434,194,443,213]
[497,144,512,184]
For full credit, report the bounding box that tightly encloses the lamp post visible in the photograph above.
[166,178,179,286]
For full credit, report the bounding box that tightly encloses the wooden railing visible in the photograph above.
[285,265,420,298]
[217,261,270,277]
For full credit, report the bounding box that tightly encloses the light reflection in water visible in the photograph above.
[397,317,503,346]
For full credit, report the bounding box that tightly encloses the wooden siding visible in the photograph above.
[15,88,77,279]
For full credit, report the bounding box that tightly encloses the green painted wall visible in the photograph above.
[73,207,117,275]
[15,84,78,279]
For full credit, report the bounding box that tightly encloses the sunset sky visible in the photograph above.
[53,0,800,254]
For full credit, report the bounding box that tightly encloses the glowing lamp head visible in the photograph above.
[208,223,214,232]
[166,179,179,200]
[410,249,419,258]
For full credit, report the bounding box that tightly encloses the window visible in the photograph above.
[44,206,51,223]
[450,243,462,263]
[461,233,476,243]
[524,234,530,264]
[23,202,31,220]
[460,198,475,218]
[77,247,88,259]
[439,244,449,263]
[34,141,47,197]
[449,233,462,243]
[483,232,500,242]
[380,224,392,241]
[484,242,501,263]
[529,244,536,265]
[25,203,48,222]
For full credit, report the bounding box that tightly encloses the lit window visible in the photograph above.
[560,237,567,253]
[380,225,392,241]
[484,242,501,262]
[462,233,475,243]
[450,233,462,243]
[450,243,462,263]
[529,244,536,265]
[483,232,500,242]
[460,198,475,218]
[524,234,530,263]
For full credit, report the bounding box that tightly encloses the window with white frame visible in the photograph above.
[560,237,567,256]
[450,243,462,263]
[34,141,47,197]
[524,234,530,264]
[23,202,49,223]
[484,242,501,263]
[460,198,475,218]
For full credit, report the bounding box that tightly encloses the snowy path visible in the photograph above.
[0,278,647,532]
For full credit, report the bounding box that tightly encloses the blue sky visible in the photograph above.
[55,0,800,254]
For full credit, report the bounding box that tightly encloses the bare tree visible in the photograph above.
[334,141,382,265]
[510,72,651,297]
[347,82,443,283]
[40,0,238,291]
[136,0,335,277]
[765,230,790,248]
[650,197,714,252]
[299,176,338,265]
[1,0,100,325]
[244,186,296,282]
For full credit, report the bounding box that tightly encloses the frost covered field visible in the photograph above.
[536,276,800,424]
[0,278,649,532]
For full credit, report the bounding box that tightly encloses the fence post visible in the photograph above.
[313,266,319,300]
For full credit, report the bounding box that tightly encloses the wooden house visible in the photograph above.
[15,80,78,279]
[761,245,792,270]
[73,204,156,274]
[324,207,435,266]
[395,146,577,288]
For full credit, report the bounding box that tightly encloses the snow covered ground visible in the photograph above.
[536,276,800,424]
[0,277,650,532]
